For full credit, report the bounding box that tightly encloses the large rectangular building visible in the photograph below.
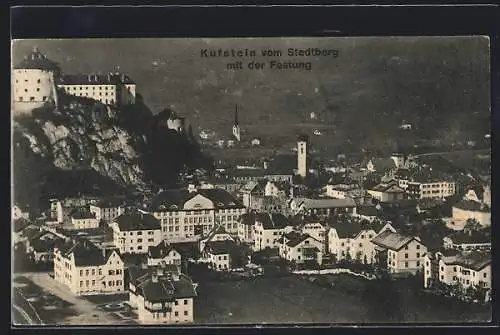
[140,187,246,243]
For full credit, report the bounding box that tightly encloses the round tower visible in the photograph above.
[12,47,60,114]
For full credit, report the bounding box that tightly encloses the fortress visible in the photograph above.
[12,47,137,115]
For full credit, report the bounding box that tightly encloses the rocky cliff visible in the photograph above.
[12,92,207,212]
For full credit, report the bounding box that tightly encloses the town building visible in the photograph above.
[325,183,362,200]
[366,181,405,203]
[237,213,257,245]
[26,230,66,264]
[372,231,427,275]
[198,224,235,253]
[147,241,182,267]
[57,72,136,106]
[296,219,329,253]
[278,232,323,265]
[253,213,293,251]
[328,219,396,264]
[351,205,381,222]
[202,239,242,271]
[290,198,357,217]
[128,265,197,324]
[394,168,456,200]
[443,230,491,251]
[70,209,99,230]
[450,199,491,229]
[423,250,491,301]
[89,198,125,225]
[49,196,99,224]
[141,187,246,242]
[112,212,163,255]
[53,239,124,295]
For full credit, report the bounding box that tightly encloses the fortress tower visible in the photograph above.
[232,105,241,142]
[12,47,60,114]
[297,134,308,178]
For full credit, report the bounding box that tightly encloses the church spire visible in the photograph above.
[234,104,239,126]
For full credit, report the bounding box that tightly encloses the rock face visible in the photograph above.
[13,94,147,188]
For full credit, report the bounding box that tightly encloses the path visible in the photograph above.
[19,272,120,325]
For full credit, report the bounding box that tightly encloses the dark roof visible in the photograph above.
[114,213,161,231]
[135,272,197,302]
[58,239,120,267]
[14,49,60,71]
[453,200,490,212]
[205,240,239,255]
[285,234,311,248]
[58,73,136,85]
[445,230,491,245]
[356,206,380,217]
[29,232,65,252]
[300,198,356,209]
[92,197,125,208]
[71,209,96,220]
[371,231,421,251]
[148,241,178,259]
[240,213,256,226]
[298,134,309,142]
[369,182,404,193]
[440,251,491,271]
[256,213,290,230]
[147,188,243,211]
[330,220,387,239]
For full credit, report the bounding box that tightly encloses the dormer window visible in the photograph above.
[170,205,178,210]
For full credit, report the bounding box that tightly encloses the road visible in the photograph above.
[12,288,43,325]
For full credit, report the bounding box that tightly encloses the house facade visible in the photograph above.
[112,213,163,254]
[237,213,256,245]
[147,241,182,267]
[279,233,323,265]
[128,266,197,324]
[372,231,427,275]
[70,210,99,230]
[141,187,246,242]
[367,182,405,203]
[53,239,124,295]
[89,198,125,224]
[253,213,293,252]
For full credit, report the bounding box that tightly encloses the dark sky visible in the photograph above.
[11,37,491,136]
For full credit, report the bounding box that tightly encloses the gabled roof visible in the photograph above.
[240,213,257,226]
[134,269,197,302]
[148,241,178,259]
[114,213,161,231]
[14,49,60,71]
[300,198,356,209]
[256,213,290,230]
[205,239,239,255]
[57,239,120,267]
[369,182,404,193]
[147,188,243,211]
[440,250,491,271]
[371,231,421,251]
[29,232,65,252]
[453,200,490,212]
[329,220,387,239]
[92,197,125,208]
[445,230,491,245]
[285,233,313,248]
[356,206,379,217]
[71,209,97,220]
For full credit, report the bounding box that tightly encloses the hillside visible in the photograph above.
[12,37,491,150]
[12,92,208,212]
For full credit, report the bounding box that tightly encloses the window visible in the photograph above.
[359,243,363,247]
[109,281,113,286]
[484,273,487,278]
[416,253,420,258]
[86,280,89,287]
[80,270,83,276]
[92,280,95,286]
[138,246,143,250]
[30,96,35,101]
[405,245,409,250]
[80,281,83,287]
[92,269,95,275]
[137,238,143,242]
[184,299,188,305]
[98,269,102,275]
[175,312,179,317]
[405,262,408,268]
[416,261,420,267]
[137,231,142,235]
[184,311,188,316]
[175,301,179,306]
[148,231,154,235]
[405,253,408,259]
[109,270,115,275]
[148,238,154,242]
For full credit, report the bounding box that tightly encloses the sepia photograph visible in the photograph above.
[11,36,491,326]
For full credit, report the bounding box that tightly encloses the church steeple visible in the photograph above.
[232,104,241,142]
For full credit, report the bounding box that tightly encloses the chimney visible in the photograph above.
[88,74,91,82]
[107,73,111,82]
[121,74,126,82]
[263,161,269,170]
[102,248,106,258]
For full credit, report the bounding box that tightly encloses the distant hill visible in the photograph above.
[12,37,490,152]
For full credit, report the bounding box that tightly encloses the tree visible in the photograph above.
[464,218,482,232]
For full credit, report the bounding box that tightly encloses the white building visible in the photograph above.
[279,232,323,265]
[442,230,491,251]
[202,239,241,271]
[372,231,427,275]
[89,198,125,224]
[57,73,136,106]
[297,220,328,253]
[128,266,197,324]
[70,210,99,230]
[325,183,361,199]
[328,220,396,264]
[423,250,491,301]
[366,181,405,203]
[141,187,246,242]
[112,212,163,255]
[451,200,491,228]
[253,213,293,252]
[290,198,357,217]
[237,213,257,245]
[53,239,124,295]
[147,241,182,267]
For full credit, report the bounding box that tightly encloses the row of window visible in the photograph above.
[123,238,155,243]
[122,231,155,236]
[152,310,189,318]
[79,279,122,287]
[391,260,421,268]
[17,96,48,102]
[63,85,115,91]
[79,268,122,276]
[16,79,43,84]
